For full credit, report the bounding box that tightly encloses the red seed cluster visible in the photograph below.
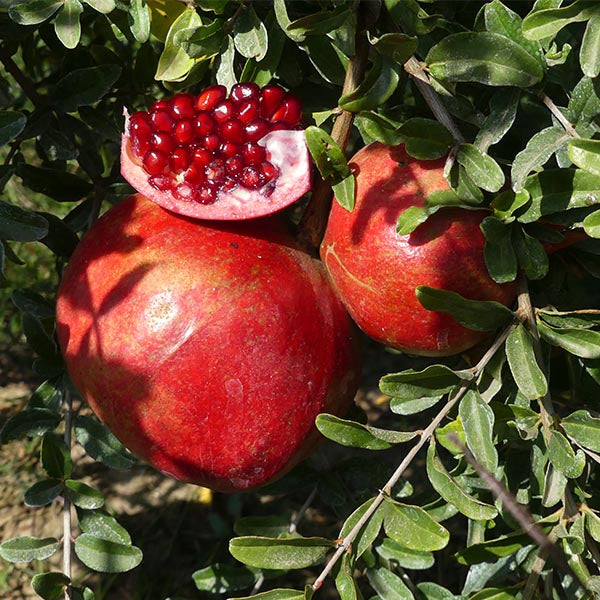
[128,83,303,204]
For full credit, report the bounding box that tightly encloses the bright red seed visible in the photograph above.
[271,94,302,124]
[261,162,279,183]
[192,147,212,166]
[170,93,195,119]
[143,150,168,176]
[245,119,270,142]
[151,132,176,154]
[242,142,266,165]
[195,112,216,137]
[212,100,235,123]
[238,100,260,124]
[170,147,191,173]
[240,165,262,189]
[220,142,240,158]
[198,184,217,204]
[174,119,195,145]
[220,118,245,144]
[226,156,244,175]
[184,163,205,185]
[260,85,287,118]
[151,110,174,132]
[206,158,226,183]
[230,82,260,103]
[149,99,170,113]
[196,85,227,111]
[203,134,220,152]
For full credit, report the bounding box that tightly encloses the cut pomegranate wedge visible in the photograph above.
[120,84,312,221]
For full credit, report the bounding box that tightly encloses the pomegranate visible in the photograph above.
[321,143,517,357]
[56,195,359,492]
[120,83,311,221]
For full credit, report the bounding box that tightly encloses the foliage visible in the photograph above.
[1,0,600,599]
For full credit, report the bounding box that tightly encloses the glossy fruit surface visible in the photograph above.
[321,143,517,356]
[121,84,311,221]
[56,195,359,491]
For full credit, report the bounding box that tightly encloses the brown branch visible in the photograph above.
[539,93,580,138]
[0,45,45,107]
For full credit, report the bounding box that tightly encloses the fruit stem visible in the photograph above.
[63,390,73,600]
[310,317,518,593]
[296,2,370,254]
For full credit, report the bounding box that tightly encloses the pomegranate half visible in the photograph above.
[120,84,311,221]
[321,143,517,357]
[56,195,359,492]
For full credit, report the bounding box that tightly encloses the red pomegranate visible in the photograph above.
[120,84,311,221]
[321,143,517,356]
[56,195,359,492]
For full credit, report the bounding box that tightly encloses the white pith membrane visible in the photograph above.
[121,109,312,221]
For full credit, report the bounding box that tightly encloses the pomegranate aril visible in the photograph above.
[261,161,279,183]
[245,119,270,142]
[195,112,216,137]
[132,137,151,157]
[184,164,205,185]
[242,142,266,165]
[222,179,236,191]
[196,85,227,111]
[143,150,168,176]
[271,94,302,124]
[226,156,244,175]
[260,85,287,118]
[149,99,170,113]
[203,133,220,152]
[151,110,174,132]
[206,159,226,183]
[192,147,212,166]
[149,175,171,191]
[220,118,245,143]
[240,165,263,189]
[170,93,195,119]
[212,100,234,123]
[198,184,217,204]
[170,147,191,173]
[230,82,260,103]
[174,119,195,144]
[220,142,240,158]
[238,99,260,124]
[151,132,176,154]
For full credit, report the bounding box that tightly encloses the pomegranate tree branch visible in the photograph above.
[297,4,370,253]
[538,93,580,138]
[0,45,44,107]
[311,319,517,592]
[63,391,73,600]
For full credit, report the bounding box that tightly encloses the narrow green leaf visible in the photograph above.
[583,209,600,238]
[390,396,442,416]
[505,324,547,400]
[397,118,453,160]
[0,408,60,443]
[459,390,498,472]
[0,111,27,145]
[416,286,514,332]
[16,165,93,202]
[475,89,520,152]
[562,410,600,452]
[22,313,58,360]
[584,508,600,543]
[455,530,539,565]
[568,138,600,177]
[538,321,600,359]
[522,1,600,40]
[457,144,505,192]
[64,480,104,509]
[83,0,115,13]
[332,174,356,212]
[0,536,58,563]
[229,537,333,570]
[542,463,567,507]
[234,6,267,61]
[0,201,48,242]
[339,498,384,559]
[31,572,70,600]
[376,538,434,570]
[216,35,237,89]
[231,590,304,600]
[426,32,544,88]
[380,365,473,400]
[396,205,443,235]
[581,13,600,77]
[54,0,83,49]
[335,554,359,600]
[8,0,63,25]
[287,6,352,38]
[371,32,417,65]
[129,0,150,43]
[42,433,72,479]
[367,566,413,600]
[24,479,64,507]
[53,65,122,112]
[355,111,403,147]
[567,76,600,125]
[427,443,498,521]
[480,217,518,284]
[193,563,257,594]
[548,429,585,478]
[512,227,549,280]
[471,587,520,599]
[383,499,449,552]
[416,582,460,599]
[435,419,466,455]
[78,510,131,545]
[74,533,142,573]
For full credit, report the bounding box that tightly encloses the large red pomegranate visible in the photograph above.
[321,143,517,357]
[56,195,359,492]
[120,83,311,221]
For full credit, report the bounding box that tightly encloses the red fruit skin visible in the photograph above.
[56,196,359,492]
[321,143,517,357]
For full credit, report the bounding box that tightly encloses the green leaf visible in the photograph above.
[24,479,64,507]
[0,201,48,242]
[316,414,416,450]
[216,34,236,89]
[568,138,600,177]
[512,227,549,280]
[0,408,60,443]
[0,111,27,145]
[519,168,600,222]
[193,563,257,594]
[273,0,303,43]
[416,582,461,599]
[234,6,267,61]
[581,13,600,77]
[78,510,131,545]
[475,89,520,152]
[459,390,498,472]
[64,480,104,509]
[562,410,600,452]
[457,144,505,192]
[480,217,518,284]
[548,429,585,478]
[370,32,417,65]
[511,126,570,192]
[174,20,223,59]
[54,0,83,49]
[505,324,547,400]
[435,418,466,455]
[522,1,600,40]
[380,365,473,400]
[543,463,567,507]
[367,566,413,600]
[12,288,54,318]
[229,537,333,570]
[74,415,136,470]
[231,590,304,600]
[74,533,142,573]
[426,32,544,88]
[16,165,93,202]
[376,538,434,570]
[396,205,443,235]
[416,286,514,332]
[8,0,63,25]
[584,508,600,543]
[31,572,70,600]
[470,588,520,599]
[53,65,122,112]
[390,396,443,416]
[22,313,58,360]
[129,0,150,43]
[28,378,64,412]
[42,433,72,479]
[426,443,498,521]
[397,118,453,160]
[0,536,58,563]
[583,209,600,237]
[338,55,401,112]
[83,0,115,13]
[339,498,384,559]
[335,554,359,600]
[455,529,539,565]
[383,499,449,552]
[287,5,352,39]
[538,321,600,359]
[332,174,356,212]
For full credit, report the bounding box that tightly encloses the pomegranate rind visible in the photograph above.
[120,110,312,221]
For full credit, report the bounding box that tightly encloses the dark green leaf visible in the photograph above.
[416,286,514,332]
[193,563,257,593]
[457,144,505,192]
[0,200,48,242]
[376,538,435,570]
[229,537,333,570]
[83,0,115,13]
[28,378,64,412]
[397,118,453,160]
[480,217,518,283]
[74,533,142,573]
[0,536,58,563]
[416,582,461,599]
[78,510,131,544]
[506,324,547,400]
[370,32,417,65]
[475,89,520,152]
[367,566,413,600]
[562,410,600,452]
[22,313,58,360]
[287,6,351,39]
[24,479,64,507]
[459,390,498,472]
[231,590,304,600]
[53,65,122,112]
[42,433,72,479]
[522,1,600,41]
[335,554,359,600]
[8,0,63,25]
[16,164,92,202]
[396,205,443,235]
[0,111,27,145]
[548,429,585,478]
[538,321,600,359]
[0,408,60,443]
[355,111,403,146]
[304,126,350,185]
[339,498,384,559]
[568,138,600,177]
[31,572,70,600]
[513,227,549,280]
[64,479,104,509]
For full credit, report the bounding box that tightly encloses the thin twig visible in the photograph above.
[311,319,518,592]
[0,45,45,107]
[538,93,580,138]
[63,391,73,600]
